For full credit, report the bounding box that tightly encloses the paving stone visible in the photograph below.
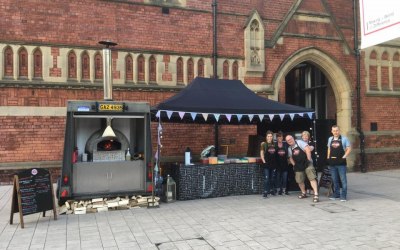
[1,170,400,249]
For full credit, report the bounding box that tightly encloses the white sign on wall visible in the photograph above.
[360,0,400,49]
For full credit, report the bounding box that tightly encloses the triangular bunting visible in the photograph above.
[297,113,304,117]
[214,114,220,122]
[154,163,159,172]
[279,114,285,121]
[190,112,197,121]
[237,114,243,121]
[289,113,295,120]
[154,150,159,161]
[226,114,232,122]
[202,113,209,121]
[257,114,264,121]
[166,110,173,119]
[307,112,314,119]
[248,114,254,122]
[178,112,185,119]
[268,114,274,121]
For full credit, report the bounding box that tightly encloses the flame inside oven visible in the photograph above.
[97,139,121,151]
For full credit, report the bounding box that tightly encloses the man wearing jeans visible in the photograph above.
[327,125,351,202]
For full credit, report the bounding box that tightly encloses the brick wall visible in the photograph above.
[0,168,61,185]
[1,0,400,173]
[353,152,400,172]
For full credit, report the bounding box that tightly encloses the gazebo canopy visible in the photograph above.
[152,77,314,124]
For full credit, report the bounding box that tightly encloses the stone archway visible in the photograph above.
[271,47,353,137]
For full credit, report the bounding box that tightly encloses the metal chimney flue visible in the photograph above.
[99,40,118,101]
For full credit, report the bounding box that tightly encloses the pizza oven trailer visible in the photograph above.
[57,100,152,205]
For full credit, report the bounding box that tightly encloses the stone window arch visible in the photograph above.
[94,52,103,80]
[393,52,400,90]
[232,61,239,80]
[125,54,133,82]
[149,55,156,83]
[187,58,194,83]
[250,20,261,65]
[223,60,229,79]
[137,54,145,82]
[18,47,28,78]
[244,10,265,77]
[81,51,90,81]
[68,50,77,79]
[177,57,183,84]
[369,50,378,90]
[197,59,204,77]
[33,48,42,78]
[381,51,389,90]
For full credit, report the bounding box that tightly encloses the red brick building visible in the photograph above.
[1,0,400,182]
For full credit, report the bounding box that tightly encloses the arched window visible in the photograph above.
[223,60,229,79]
[369,50,378,90]
[4,46,13,77]
[198,59,204,77]
[81,51,90,80]
[250,20,261,65]
[381,51,389,90]
[18,47,28,78]
[149,56,156,83]
[177,57,183,84]
[232,61,238,80]
[125,54,133,82]
[94,53,102,80]
[187,58,194,83]
[393,52,400,90]
[68,51,77,79]
[137,55,145,82]
[33,48,42,78]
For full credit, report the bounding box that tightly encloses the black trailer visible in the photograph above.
[57,100,152,205]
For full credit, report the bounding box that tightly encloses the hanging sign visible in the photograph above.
[360,0,400,49]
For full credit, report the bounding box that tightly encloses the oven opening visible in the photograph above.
[97,140,121,151]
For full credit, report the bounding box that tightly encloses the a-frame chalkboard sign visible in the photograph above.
[318,167,333,196]
[10,168,57,228]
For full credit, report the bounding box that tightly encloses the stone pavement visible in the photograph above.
[1,169,400,250]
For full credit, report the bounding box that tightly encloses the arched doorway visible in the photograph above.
[285,62,335,120]
[272,47,354,168]
[284,62,336,170]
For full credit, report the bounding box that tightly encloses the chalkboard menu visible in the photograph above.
[10,168,57,228]
[318,167,332,190]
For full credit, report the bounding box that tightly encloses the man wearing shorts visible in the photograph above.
[285,134,319,203]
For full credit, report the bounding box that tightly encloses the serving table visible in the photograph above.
[164,163,264,200]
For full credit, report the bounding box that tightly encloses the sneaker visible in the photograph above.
[329,197,339,200]
[284,190,289,195]
[278,190,283,195]
[271,190,277,196]
[340,199,347,202]
[263,193,268,198]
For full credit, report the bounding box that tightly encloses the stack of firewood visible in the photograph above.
[58,195,160,215]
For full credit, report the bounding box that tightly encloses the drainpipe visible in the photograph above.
[212,0,218,79]
[353,0,366,172]
[212,0,219,155]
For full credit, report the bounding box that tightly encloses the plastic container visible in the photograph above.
[208,157,218,164]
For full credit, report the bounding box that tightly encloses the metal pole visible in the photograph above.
[212,0,218,78]
[212,0,219,154]
[353,0,366,172]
